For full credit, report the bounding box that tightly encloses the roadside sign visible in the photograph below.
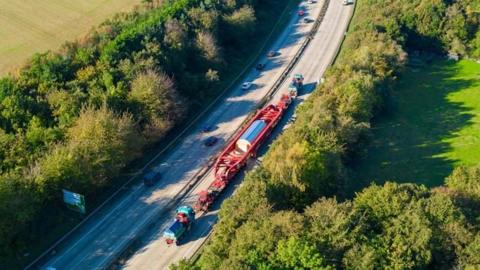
[62,189,86,214]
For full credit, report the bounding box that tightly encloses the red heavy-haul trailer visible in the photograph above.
[194,93,293,212]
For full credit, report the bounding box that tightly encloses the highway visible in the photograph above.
[119,0,354,269]
[37,1,339,269]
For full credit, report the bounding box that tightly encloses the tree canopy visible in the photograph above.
[0,0,279,264]
[177,0,480,269]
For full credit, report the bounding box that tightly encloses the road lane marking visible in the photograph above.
[39,2,329,269]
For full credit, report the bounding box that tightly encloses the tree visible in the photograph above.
[446,165,480,200]
[459,233,480,268]
[414,0,447,38]
[205,69,220,82]
[164,19,187,51]
[0,78,35,132]
[469,30,480,59]
[198,171,272,270]
[305,199,356,263]
[0,173,38,257]
[222,5,256,46]
[275,236,333,270]
[46,89,85,127]
[25,116,61,152]
[263,131,343,208]
[380,209,433,268]
[196,31,221,62]
[129,69,185,141]
[34,105,143,196]
[187,8,219,33]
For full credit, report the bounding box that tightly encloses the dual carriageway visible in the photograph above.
[34,0,355,269]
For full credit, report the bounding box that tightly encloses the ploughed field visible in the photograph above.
[350,58,480,194]
[0,0,138,75]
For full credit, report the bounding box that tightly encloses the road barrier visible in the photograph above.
[189,0,332,263]
[24,1,303,269]
[111,0,332,267]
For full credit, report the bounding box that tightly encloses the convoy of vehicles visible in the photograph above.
[38,0,356,266]
[162,73,302,244]
[193,92,294,212]
[160,0,313,245]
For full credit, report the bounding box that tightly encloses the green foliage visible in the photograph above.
[34,106,143,197]
[275,236,332,270]
[128,69,185,141]
[221,5,256,46]
[198,170,272,270]
[0,0,278,263]
[469,30,480,58]
[460,233,480,268]
[352,58,480,191]
[446,165,480,200]
[0,174,38,257]
[187,0,480,268]
[195,182,480,269]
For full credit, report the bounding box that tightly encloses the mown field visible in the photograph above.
[351,58,480,193]
[0,0,138,75]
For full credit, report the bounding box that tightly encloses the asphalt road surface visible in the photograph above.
[39,0,353,269]
[120,0,354,269]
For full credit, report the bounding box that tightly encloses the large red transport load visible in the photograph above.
[194,93,293,212]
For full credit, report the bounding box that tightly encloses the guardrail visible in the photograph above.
[330,0,357,66]
[111,0,332,267]
[189,0,332,263]
[24,1,301,269]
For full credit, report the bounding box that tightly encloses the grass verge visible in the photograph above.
[349,57,480,195]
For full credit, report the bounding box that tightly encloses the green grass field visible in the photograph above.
[0,0,139,75]
[349,58,480,194]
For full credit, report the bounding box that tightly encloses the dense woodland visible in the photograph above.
[0,0,285,263]
[173,0,480,269]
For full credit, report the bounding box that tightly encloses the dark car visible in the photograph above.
[204,136,218,147]
[303,17,313,23]
[201,125,213,133]
[143,170,161,186]
[256,63,265,70]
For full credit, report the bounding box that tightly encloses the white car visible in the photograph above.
[343,0,354,5]
[241,82,253,90]
[307,0,317,3]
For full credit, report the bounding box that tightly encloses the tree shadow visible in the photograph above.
[115,162,248,268]
[348,58,478,196]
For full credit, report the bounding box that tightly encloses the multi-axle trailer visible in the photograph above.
[194,93,293,212]
[163,75,301,244]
